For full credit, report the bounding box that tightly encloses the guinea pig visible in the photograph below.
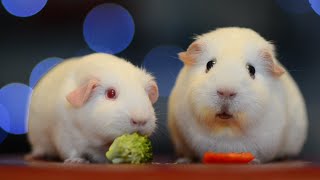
[27,53,159,163]
[168,27,308,163]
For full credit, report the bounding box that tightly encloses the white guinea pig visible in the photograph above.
[27,53,159,163]
[168,27,308,163]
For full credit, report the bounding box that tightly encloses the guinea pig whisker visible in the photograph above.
[155,112,169,116]
[154,100,169,104]
[154,108,168,115]
[156,128,169,139]
[168,55,181,61]
[156,119,169,129]
[150,125,168,146]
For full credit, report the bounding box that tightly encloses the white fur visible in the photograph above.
[168,27,308,163]
[28,53,157,163]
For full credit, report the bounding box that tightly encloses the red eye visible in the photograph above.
[106,88,117,99]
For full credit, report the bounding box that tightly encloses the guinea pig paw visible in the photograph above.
[175,157,193,164]
[249,158,261,165]
[64,157,90,164]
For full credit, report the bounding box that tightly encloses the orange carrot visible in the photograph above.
[203,152,255,164]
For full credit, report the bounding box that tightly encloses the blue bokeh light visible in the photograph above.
[0,83,33,134]
[142,45,183,97]
[29,57,63,88]
[310,0,320,15]
[0,105,9,143]
[83,3,135,54]
[0,104,10,134]
[2,0,48,17]
[275,0,312,14]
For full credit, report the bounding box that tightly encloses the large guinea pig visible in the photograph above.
[168,27,307,163]
[27,53,159,163]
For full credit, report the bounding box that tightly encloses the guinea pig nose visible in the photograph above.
[130,119,147,126]
[217,89,237,98]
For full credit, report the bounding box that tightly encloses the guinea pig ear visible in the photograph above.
[146,80,159,104]
[260,49,285,77]
[66,79,100,108]
[178,41,203,65]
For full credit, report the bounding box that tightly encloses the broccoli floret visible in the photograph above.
[106,133,153,164]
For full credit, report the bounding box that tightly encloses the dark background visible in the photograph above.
[0,0,320,161]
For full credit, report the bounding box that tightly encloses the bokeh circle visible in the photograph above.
[142,45,183,97]
[0,83,33,134]
[29,57,63,88]
[0,104,10,133]
[1,0,48,17]
[309,0,320,16]
[83,3,135,54]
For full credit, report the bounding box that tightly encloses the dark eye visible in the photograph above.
[105,88,117,99]
[206,58,216,73]
[246,64,256,79]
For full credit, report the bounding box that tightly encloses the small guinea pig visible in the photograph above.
[27,53,159,163]
[168,27,308,163]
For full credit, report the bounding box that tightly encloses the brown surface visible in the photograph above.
[0,155,320,180]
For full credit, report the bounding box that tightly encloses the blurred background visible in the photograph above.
[0,0,319,161]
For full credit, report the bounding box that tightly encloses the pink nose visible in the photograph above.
[217,89,237,98]
[130,119,147,126]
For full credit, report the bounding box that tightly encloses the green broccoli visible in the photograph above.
[106,133,153,164]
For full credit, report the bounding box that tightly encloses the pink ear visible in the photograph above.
[66,79,100,108]
[179,41,203,65]
[146,81,159,104]
[260,50,285,77]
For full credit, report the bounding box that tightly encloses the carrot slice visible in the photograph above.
[203,152,255,164]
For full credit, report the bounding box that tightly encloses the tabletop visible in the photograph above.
[0,154,319,180]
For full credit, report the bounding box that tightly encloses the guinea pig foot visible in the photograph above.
[249,158,261,165]
[175,157,193,164]
[64,157,90,164]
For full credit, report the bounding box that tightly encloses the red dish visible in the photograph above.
[203,152,255,164]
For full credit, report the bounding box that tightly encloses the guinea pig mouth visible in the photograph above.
[216,112,233,119]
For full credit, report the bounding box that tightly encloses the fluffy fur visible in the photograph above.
[168,27,308,163]
[27,53,158,163]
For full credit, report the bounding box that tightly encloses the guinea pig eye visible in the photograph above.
[105,88,117,100]
[206,58,216,73]
[246,63,256,79]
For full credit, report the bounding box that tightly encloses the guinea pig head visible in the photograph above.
[180,28,285,133]
[66,72,158,143]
